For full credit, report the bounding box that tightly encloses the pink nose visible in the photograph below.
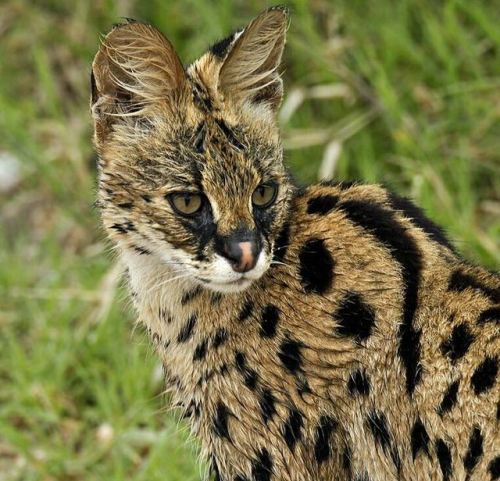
[222,239,258,273]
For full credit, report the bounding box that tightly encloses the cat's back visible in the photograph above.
[254,181,499,480]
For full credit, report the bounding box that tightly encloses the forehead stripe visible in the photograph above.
[215,118,244,152]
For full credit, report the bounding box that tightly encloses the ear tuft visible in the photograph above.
[91,22,185,119]
[218,7,288,111]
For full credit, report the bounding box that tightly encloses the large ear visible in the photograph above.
[91,21,186,143]
[218,7,288,112]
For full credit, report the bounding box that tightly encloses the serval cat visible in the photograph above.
[90,7,499,481]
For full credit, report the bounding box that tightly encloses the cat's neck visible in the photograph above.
[122,250,238,414]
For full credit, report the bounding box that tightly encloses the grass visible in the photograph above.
[0,0,498,479]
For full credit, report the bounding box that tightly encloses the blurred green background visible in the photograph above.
[0,1,498,480]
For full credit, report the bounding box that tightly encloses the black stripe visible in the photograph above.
[449,270,500,303]
[338,200,423,394]
[388,192,455,251]
[464,426,483,474]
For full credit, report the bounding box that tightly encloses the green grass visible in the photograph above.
[0,0,498,479]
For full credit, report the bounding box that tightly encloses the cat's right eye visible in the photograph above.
[168,192,203,216]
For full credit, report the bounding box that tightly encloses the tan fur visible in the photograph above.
[91,8,499,481]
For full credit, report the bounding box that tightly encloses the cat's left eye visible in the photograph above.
[168,192,204,216]
[252,183,278,208]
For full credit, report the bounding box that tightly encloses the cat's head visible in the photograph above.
[91,7,293,293]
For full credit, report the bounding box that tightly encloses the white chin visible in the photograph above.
[203,277,254,293]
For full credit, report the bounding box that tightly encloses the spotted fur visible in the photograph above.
[91,8,499,481]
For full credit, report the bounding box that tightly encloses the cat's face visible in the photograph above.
[92,8,292,293]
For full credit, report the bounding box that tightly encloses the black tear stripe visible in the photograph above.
[177,315,197,343]
[411,418,430,460]
[471,356,498,395]
[388,192,456,251]
[213,402,231,440]
[440,323,475,362]
[252,449,273,481]
[283,408,304,451]
[273,221,291,263]
[436,438,453,481]
[448,270,500,304]
[464,426,483,475]
[338,200,423,395]
[438,380,460,416]
[314,415,338,464]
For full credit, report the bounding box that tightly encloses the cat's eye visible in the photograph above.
[168,192,203,216]
[252,183,278,208]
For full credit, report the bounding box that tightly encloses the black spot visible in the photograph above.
[448,270,500,303]
[367,411,391,451]
[283,408,303,450]
[353,474,371,481]
[259,388,276,423]
[235,352,258,390]
[212,292,223,304]
[252,448,273,481]
[478,307,500,325]
[489,457,500,480]
[193,339,208,361]
[215,119,244,151]
[177,315,197,343]
[438,380,460,416]
[388,192,455,251]
[348,369,370,396]
[436,438,453,481]
[238,301,253,322]
[211,456,221,481]
[213,402,230,440]
[141,194,151,203]
[365,410,400,471]
[110,222,132,234]
[118,201,134,209]
[133,245,151,255]
[298,238,335,294]
[181,286,202,305]
[213,328,228,348]
[440,323,475,362]
[209,32,236,58]
[411,418,430,460]
[464,426,483,474]
[260,305,280,338]
[278,338,303,374]
[234,476,248,481]
[471,356,498,395]
[335,292,375,342]
[342,446,352,475]
[307,195,339,215]
[273,222,291,263]
[193,122,206,153]
[338,199,423,395]
[314,415,337,464]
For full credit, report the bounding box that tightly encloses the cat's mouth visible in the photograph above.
[196,275,255,293]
